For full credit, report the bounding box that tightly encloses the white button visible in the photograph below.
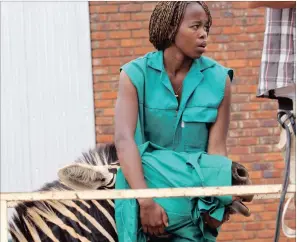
[181,121,185,128]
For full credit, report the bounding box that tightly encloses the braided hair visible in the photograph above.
[149,1,212,51]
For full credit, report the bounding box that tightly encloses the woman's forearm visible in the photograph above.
[115,138,148,190]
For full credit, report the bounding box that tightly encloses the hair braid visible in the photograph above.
[149,1,212,51]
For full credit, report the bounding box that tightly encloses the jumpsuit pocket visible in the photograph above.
[181,107,217,151]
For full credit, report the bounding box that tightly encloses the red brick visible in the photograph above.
[120,22,142,30]
[226,59,247,68]
[96,57,121,66]
[119,3,141,12]
[237,85,258,93]
[238,103,260,111]
[96,22,121,31]
[274,162,285,169]
[96,39,120,48]
[100,92,118,100]
[206,43,223,52]
[229,129,252,138]
[250,111,277,119]
[249,59,261,67]
[131,12,152,21]
[142,3,155,11]
[92,49,109,57]
[221,222,243,231]
[240,154,263,163]
[96,135,113,143]
[222,26,244,34]
[91,5,118,13]
[121,39,143,47]
[257,230,276,238]
[246,25,265,33]
[233,231,256,240]
[229,121,238,129]
[231,94,250,103]
[214,51,236,60]
[230,112,250,121]
[251,128,273,137]
[135,47,155,55]
[109,31,131,39]
[252,145,272,153]
[96,125,114,134]
[91,31,107,40]
[94,100,113,108]
[94,82,112,91]
[132,30,149,38]
[108,13,131,21]
[238,137,258,146]
[93,67,109,75]
[238,120,260,128]
[217,232,233,241]
[95,117,113,126]
[142,21,150,29]
[249,170,262,179]
[103,108,115,116]
[229,146,250,154]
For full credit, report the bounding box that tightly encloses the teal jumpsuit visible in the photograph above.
[115,50,234,242]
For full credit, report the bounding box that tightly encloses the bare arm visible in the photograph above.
[207,76,231,156]
[114,70,169,234]
[248,1,295,9]
[114,70,148,195]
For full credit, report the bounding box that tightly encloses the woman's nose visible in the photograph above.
[199,30,207,40]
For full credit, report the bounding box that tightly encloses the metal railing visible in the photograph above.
[0,184,295,242]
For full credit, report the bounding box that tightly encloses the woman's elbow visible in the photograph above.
[114,132,134,152]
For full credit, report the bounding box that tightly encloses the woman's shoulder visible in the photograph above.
[119,51,160,90]
[198,55,233,82]
[120,50,160,72]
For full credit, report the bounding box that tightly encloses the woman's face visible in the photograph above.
[173,3,209,59]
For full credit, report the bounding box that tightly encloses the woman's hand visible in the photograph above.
[203,209,233,229]
[138,198,169,236]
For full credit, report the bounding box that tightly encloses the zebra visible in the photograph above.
[9,143,120,242]
[8,143,253,242]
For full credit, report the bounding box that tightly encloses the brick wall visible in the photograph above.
[89,1,295,241]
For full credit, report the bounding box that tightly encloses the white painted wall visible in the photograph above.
[1,2,95,195]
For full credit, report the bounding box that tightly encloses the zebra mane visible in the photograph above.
[75,143,118,166]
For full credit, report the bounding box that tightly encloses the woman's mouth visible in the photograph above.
[198,42,207,48]
[196,42,207,53]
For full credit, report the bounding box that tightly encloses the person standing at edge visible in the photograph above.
[248,1,296,240]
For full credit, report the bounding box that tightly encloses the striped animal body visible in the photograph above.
[9,143,120,242]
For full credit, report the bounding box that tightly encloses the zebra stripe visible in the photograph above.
[31,206,90,242]
[106,199,115,208]
[26,207,59,242]
[58,200,115,242]
[91,200,117,232]
[9,225,29,242]
[23,216,42,242]
[46,200,91,233]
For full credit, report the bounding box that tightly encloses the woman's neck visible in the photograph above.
[163,46,193,76]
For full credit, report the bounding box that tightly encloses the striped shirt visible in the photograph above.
[258,8,296,100]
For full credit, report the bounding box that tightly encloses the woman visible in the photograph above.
[114,2,236,241]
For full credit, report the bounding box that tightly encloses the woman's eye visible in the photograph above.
[191,25,200,30]
[204,25,210,32]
